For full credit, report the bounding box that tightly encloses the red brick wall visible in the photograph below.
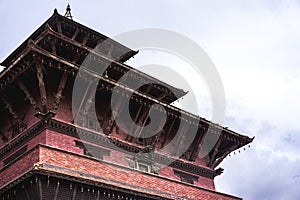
[0,148,39,187]
[160,165,215,190]
[197,176,215,189]
[45,130,83,154]
[54,97,73,123]
[0,130,46,169]
[160,166,181,181]
[39,146,240,200]
[103,149,128,167]
[23,106,40,130]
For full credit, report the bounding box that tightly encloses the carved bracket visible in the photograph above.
[51,71,68,114]
[16,79,40,113]
[35,61,48,113]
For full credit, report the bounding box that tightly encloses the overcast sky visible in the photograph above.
[1,1,300,199]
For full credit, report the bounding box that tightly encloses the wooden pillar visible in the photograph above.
[24,186,30,200]
[53,181,60,200]
[95,190,100,200]
[37,178,43,200]
[71,184,77,200]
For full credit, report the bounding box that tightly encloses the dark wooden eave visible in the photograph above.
[0,9,186,104]
[0,170,173,200]
[1,9,137,67]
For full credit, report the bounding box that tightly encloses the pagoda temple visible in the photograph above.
[0,8,253,200]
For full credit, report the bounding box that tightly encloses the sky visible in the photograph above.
[1,1,300,199]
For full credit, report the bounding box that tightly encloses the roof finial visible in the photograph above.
[64,3,73,20]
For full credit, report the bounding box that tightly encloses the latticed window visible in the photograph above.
[174,170,199,185]
[137,162,151,172]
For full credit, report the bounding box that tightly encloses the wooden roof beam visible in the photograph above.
[158,92,168,101]
[44,28,184,99]
[211,144,239,169]
[82,33,90,46]
[71,27,80,40]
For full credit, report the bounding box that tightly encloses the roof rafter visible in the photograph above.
[212,143,240,169]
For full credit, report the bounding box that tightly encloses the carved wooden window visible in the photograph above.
[173,170,199,185]
[137,162,151,172]
[75,141,110,160]
[126,156,161,174]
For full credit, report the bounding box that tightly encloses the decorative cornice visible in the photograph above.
[45,119,217,179]
[0,118,218,179]
[0,120,45,158]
